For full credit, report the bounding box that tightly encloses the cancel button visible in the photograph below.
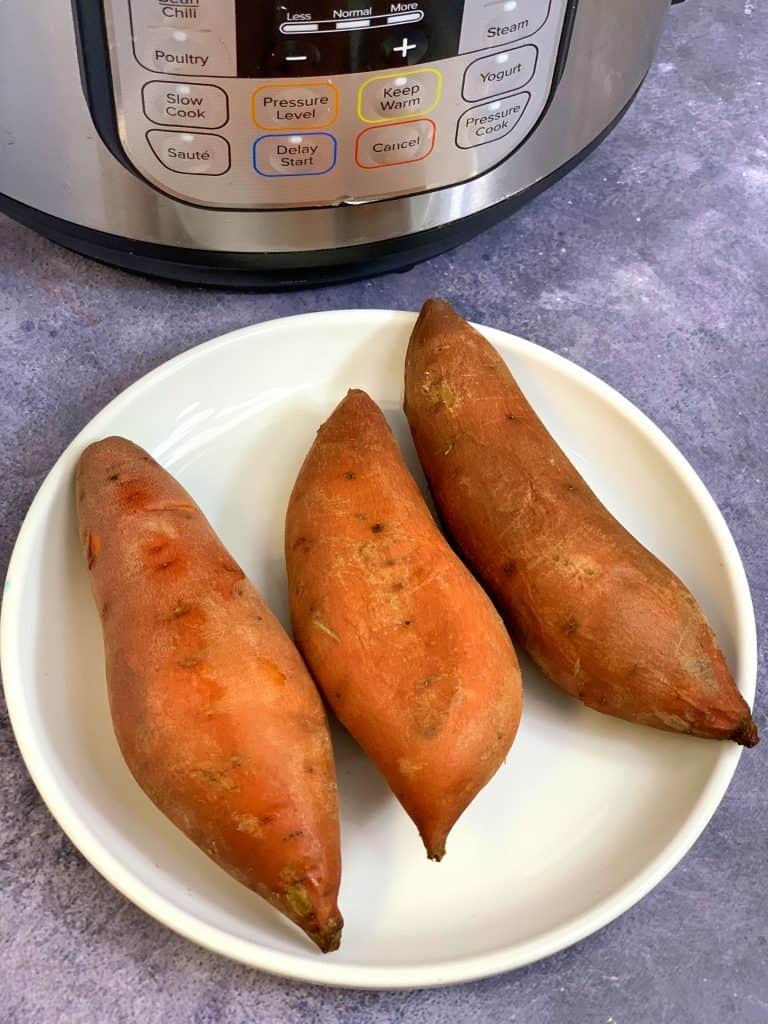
[356,120,436,169]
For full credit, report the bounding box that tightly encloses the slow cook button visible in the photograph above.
[462,45,538,102]
[456,92,530,148]
[355,120,436,169]
[253,133,337,177]
[142,81,229,128]
[147,130,230,174]
[480,0,551,49]
[252,83,338,130]
[358,69,442,124]
[135,26,236,76]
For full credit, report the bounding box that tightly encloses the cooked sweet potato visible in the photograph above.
[285,390,522,861]
[77,437,343,952]
[404,299,758,747]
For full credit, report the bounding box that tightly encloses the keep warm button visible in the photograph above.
[358,69,442,124]
[254,132,337,177]
[456,92,531,149]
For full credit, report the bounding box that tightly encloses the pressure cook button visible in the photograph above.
[358,69,442,124]
[482,0,550,47]
[252,83,338,131]
[142,81,229,128]
[253,133,337,177]
[456,92,530,148]
[355,119,436,169]
[135,26,236,76]
[147,130,230,173]
[462,45,538,102]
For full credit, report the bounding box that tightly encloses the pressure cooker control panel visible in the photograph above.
[101,0,570,208]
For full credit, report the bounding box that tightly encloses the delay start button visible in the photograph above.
[252,83,338,130]
[147,130,231,174]
[356,119,436,169]
[456,92,530,149]
[253,132,337,177]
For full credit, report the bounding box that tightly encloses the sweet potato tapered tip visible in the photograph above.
[405,301,758,748]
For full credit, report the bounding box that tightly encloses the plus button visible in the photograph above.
[392,36,418,59]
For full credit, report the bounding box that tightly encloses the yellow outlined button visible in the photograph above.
[252,82,339,131]
[357,69,442,124]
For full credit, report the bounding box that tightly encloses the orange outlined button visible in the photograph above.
[252,82,339,130]
[355,119,436,169]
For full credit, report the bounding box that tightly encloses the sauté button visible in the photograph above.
[147,130,231,173]
[358,69,442,124]
[252,83,339,130]
[142,81,229,128]
[253,132,337,176]
[135,26,236,77]
[456,92,530,148]
[462,45,538,103]
[355,119,436,169]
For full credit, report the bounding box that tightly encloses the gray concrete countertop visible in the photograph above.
[1,2,766,1021]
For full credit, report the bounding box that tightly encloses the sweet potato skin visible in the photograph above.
[404,300,758,747]
[76,437,343,951]
[285,390,522,860]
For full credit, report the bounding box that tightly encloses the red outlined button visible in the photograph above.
[355,118,436,169]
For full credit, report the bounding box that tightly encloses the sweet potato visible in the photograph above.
[76,437,343,952]
[404,299,758,747]
[285,390,522,861]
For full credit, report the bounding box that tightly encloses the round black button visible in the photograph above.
[263,38,322,77]
[373,29,430,69]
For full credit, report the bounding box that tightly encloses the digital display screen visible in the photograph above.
[236,0,465,78]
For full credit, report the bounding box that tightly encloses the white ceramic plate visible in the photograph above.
[1,311,757,990]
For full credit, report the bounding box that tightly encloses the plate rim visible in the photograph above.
[0,309,757,990]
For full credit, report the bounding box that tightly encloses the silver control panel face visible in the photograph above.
[103,0,570,210]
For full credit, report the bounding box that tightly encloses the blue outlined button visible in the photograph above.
[253,132,337,177]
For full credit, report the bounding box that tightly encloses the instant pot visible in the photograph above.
[0,1,678,287]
